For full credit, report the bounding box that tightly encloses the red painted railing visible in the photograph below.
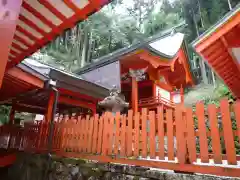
[139,96,175,108]
[1,99,240,177]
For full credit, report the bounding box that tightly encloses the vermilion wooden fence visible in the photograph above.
[1,98,240,177]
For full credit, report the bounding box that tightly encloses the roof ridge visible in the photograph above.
[75,22,186,75]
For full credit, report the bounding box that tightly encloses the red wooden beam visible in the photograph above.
[205,50,228,63]
[178,48,193,84]
[6,67,44,88]
[224,26,240,48]
[0,0,23,87]
[58,96,96,111]
[14,34,32,48]
[202,41,223,57]
[63,0,86,19]
[22,1,60,35]
[223,74,238,82]
[220,36,240,74]
[219,71,237,80]
[9,50,20,57]
[216,62,235,71]
[45,91,55,123]
[227,38,240,47]
[155,81,173,92]
[9,0,110,66]
[219,62,238,71]
[8,56,15,62]
[63,0,103,24]
[219,68,236,75]
[139,51,171,68]
[223,72,240,80]
[4,75,32,89]
[89,0,102,11]
[38,0,68,22]
[11,42,26,52]
[59,88,99,103]
[16,26,38,42]
[222,75,236,82]
[195,12,240,52]
[210,54,229,66]
[215,62,233,70]
[13,104,45,114]
[19,15,47,36]
[222,74,238,82]
[0,154,16,167]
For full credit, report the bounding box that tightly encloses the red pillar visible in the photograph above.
[180,86,184,104]
[131,77,138,114]
[41,91,55,149]
[170,92,173,102]
[152,82,156,97]
[45,91,55,123]
[0,0,23,87]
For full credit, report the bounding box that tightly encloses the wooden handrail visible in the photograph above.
[139,96,175,107]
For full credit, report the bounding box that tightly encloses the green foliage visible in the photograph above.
[37,0,239,73]
[203,83,236,106]
[0,105,10,125]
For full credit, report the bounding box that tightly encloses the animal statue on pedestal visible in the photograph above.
[98,86,129,114]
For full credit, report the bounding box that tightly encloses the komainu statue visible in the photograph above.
[98,86,129,114]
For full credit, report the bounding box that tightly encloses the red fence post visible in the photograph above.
[234,101,240,150]
[185,107,197,163]
[175,104,186,164]
[141,108,148,158]
[108,114,114,156]
[127,110,133,157]
[92,114,99,153]
[196,102,209,163]
[208,104,222,164]
[97,116,104,154]
[149,111,156,158]
[166,109,174,160]
[157,106,165,159]
[114,113,121,155]
[220,99,237,165]
[134,112,140,157]
[120,115,127,157]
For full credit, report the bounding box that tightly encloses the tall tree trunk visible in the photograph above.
[87,31,93,63]
[200,58,208,84]
[197,0,204,28]
[192,9,200,36]
[211,70,216,88]
[81,25,90,68]
[227,0,232,10]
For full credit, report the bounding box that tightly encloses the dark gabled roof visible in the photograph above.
[75,23,187,75]
[18,59,109,99]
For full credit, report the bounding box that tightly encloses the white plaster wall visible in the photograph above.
[232,48,240,64]
[156,86,170,100]
[173,93,181,103]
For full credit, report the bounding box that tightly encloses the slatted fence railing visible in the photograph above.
[1,98,240,177]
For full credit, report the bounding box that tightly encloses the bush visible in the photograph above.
[0,105,10,125]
